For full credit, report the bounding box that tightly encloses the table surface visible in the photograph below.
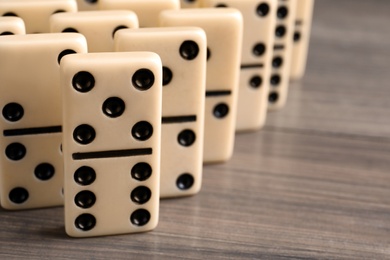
[1,0,390,259]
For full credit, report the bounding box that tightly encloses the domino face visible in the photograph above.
[268,0,297,110]
[61,52,162,237]
[76,0,99,11]
[115,27,206,198]
[0,33,88,210]
[51,10,138,52]
[99,0,180,28]
[290,0,314,80]
[202,0,277,131]
[0,17,25,36]
[160,9,243,163]
[0,0,77,34]
[180,0,201,8]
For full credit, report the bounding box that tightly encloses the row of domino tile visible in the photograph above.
[0,0,314,237]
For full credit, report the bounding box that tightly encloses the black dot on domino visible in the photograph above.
[213,103,229,119]
[2,102,24,122]
[62,27,79,33]
[74,166,96,186]
[130,209,150,226]
[2,12,18,17]
[102,97,125,118]
[73,124,96,145]
[58,49,76,64]
[112,25,128,38]
[270,74,281,86]
[250,75,262,88]
[275,26,286,38]
[206,48,211,61]
[131,186,151,204]
[131,162,152,181]
[215,3,227,8]
[277,6,288,19]
[257,3,270,17]
[132,69,155,91]
[294,31,301,42]
[34,163,55,181]
[5,143,26,161]
[75,190,96,209]
[9,187,29,204]
[180,40,199,60]
[178,129,196,147]
[75,213,96,231]
[176,173,194,190]
[0,31,13,36]
[85,0,98,4]
[272,57,283,68]
[132,121,153,141]
[72,71,95,93]
[253,43,266,56]
[162,66,173,86]
[269,92,279,103]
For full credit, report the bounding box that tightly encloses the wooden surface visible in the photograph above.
[1,0,390,258]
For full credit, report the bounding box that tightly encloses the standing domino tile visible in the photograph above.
[61,52,162,237]
[202,0,277,131]
[51,10,138,52]
[0,33,87,210]
[160,9,243,163]
[99,0,180,28]
[115,27,206,198]
[268,0,297,110]
[0,0,77,34]
[180,0,201,8]
[290,0,314,80]
[0,17,25,36]
[76,0,99,11]
[0,16,25,197]
[0,17,26,201]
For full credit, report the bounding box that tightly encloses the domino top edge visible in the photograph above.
[0,32,87,46]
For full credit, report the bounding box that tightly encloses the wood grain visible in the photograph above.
[1,0,390,259]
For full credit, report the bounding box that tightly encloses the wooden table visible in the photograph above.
[1,0,389,258]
